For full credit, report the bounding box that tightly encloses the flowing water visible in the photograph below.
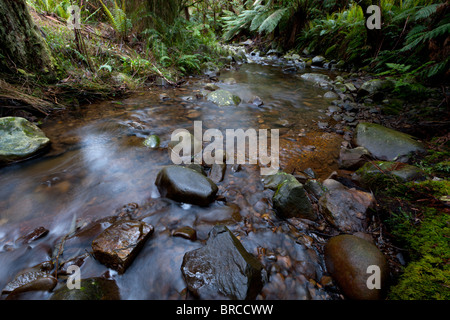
[0,62,343,300]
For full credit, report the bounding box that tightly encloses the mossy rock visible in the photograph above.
[0,117,50,164]
[206,89,241,107]
[356,161,426,183]
[50,278,120,300]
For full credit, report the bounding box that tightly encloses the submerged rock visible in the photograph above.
[92,220,154,274]
[319,179,375,233]
[51,278,120,300]
[206,89,241,106]
[2,270,57,295]
[143,135,160,148]
[325,235,389,300]
[0,117,50,164]
[354,122,426,162]
[155,165,218,206]
[181,225,264,300]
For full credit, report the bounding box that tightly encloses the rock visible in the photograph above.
[0,117,50,164]
[206,90,241,107]
[324,235,389,300]
[186,110,202,120]
[357,79,394,101]
[173,226,197,241]
[202,62,220,78]
[344,82,357,92]
[312,55,326,66]
[300,73,331,86]
[319,179,375,233]
[51,278,120,300]
[155,165,218,206]
[2,270,57,295]
[209,163,226,183]
[273,178,316,221]
[222,77,237,85]
[204,83,219,91]
[338,147,371,170]
[356,161,426,183]
[91,220,154,274]
[354,123,426,162]
[181,225,264,300]
[17,226,49,244]
[324,91,339,100]
[262,171,297,190]
[159,93,170,101]
[304,179,326,200]
[143,135,160,148]
[249,96,264,106]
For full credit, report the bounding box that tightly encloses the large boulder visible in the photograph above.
[324,235,389,300]
[155,165,218,206]
[206,89,241,106]
[0,116,50,164]
[92,220,154,274]
[354,122,426,162]
[319,179,375,233]
[181,225,264,300]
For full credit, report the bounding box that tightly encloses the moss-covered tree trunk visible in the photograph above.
[0,0,55,76]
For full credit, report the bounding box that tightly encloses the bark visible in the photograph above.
[359,0,383,56]
[0,0,55,76]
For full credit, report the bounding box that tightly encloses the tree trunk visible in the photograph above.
[0,0,54,76]
[359,0,383,56]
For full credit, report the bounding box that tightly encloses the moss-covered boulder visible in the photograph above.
[273,179,316,221]
[357,79,394,100]
[354,123,426,162]
[325,235,389,300]
[50,278,120,300]
[206,89,241,106]
[0,117,50,164]
[356,161,426,183]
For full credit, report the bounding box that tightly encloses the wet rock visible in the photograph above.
[173,226,197,241]
[143,135,160,148]
[249,96,264,107]
[155,165,218,206]
[323,91,339,100]
[159,93,170,101]
[92,220,154,274]
[300,73,331,86]
[324,235,389,300]
[181,225,264,300]
[311,55,326,66]
[338,147,371,170]
[209,163,226,183]
[202,62,220,78]
[222,77,237,85]
[204,83,219,91]
[262,171,297,190]
[51,278,120,300]
[0,117,50,164]
[354,122,426,162]
[304,179,326,200]
[17,226,49,245]
[357,79,394,101]
[2,270,56,295]
[273,178,316,221]
[356,161,426,182]
[319,179,375,233]
[206,90,241,106]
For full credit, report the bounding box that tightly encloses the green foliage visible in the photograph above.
[27,0,71,19]
[98,0,132,38]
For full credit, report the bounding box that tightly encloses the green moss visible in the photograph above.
[388,207,450,300]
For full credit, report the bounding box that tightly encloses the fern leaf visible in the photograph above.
[414,3,441,21]
[258,8,288,34]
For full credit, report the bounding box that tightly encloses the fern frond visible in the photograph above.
[414,3,441,21]
[258,8,288,34]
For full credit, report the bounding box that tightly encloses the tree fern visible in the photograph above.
[414,3,442,21]
[258,8,288,34]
